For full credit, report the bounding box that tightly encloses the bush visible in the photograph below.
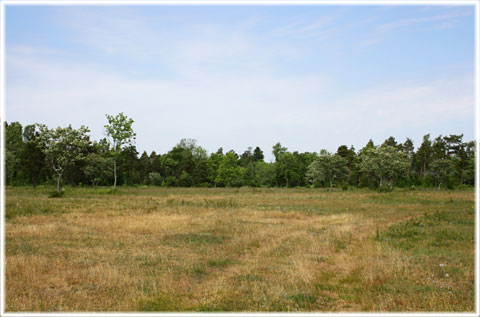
[48,190,65,198]
[313,181,323,188]
[161,176,176,187]
[342,183,349,191]
[457,184,473,190]
[410,185,416,191]
[377,185,393,193]
[148,172,163,186]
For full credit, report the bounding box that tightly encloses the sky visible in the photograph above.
[4,4,476,161]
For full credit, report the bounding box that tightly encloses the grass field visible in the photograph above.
[4,186,475,312]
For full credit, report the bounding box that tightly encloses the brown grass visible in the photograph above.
[5,186,475,312]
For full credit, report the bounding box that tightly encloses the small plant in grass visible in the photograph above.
[48,189,65,198]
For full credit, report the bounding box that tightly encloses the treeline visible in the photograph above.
[4,113,475,191]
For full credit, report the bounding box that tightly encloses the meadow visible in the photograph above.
[4,186,475,312]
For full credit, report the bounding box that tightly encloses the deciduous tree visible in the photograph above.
[105,113,136,188]
[38,124,91,193]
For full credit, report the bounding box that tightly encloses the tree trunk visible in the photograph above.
[329,179,333,191]
[57,173,62,193]
[113,158,117,188]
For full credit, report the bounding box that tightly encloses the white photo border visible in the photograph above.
[0,0,478,316]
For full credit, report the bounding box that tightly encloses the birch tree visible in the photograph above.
[104,113,136,188]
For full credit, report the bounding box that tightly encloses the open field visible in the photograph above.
[4,186,475,312]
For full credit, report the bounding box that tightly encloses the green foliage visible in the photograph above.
[358,145,408,187]
[252,161,275,187]
[377,185,393,193]
[431,159,455,189]
[216,152,243,187]
[3,119,474,190]
[148,172,163,186]
[105,112,136,188]
[37,124,91,193]
[21,125,46,187]
[5,149,16,186]
[84,152,112,187]
[306,152,348,190]
[104,113,136,153]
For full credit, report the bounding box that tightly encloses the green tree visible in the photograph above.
[5,122,25,184]
[399,138,415,180]
[336,145,356,186]
[431,159,455,190]
[38,124,91,193]
[207,150,223,187]
[282,152,302,187]
[306,151,348,190]
[382,136,398,149]
[416,134,433,179]
[104,113,136,188]
[253,146,264,162]
[118,145,139,185]
[272,142,288,186]
[216,151,243,187]
[84,152,112,188]
[463,141,475,185]
[253,161,275,187]
[148,172,163,186]
[358,145,408,187]
[5,149,16,186]
[444,134,469,185]
[239,147,254,168]
[138,151,152,185]
[21,124,46,187]
[432,135,447,161]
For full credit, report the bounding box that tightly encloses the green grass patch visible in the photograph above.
[162,233,229,247]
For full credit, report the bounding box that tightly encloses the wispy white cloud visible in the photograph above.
[377,10,472,33]
[54,7,163,58]
[270,15,337,38]
[6,46,473,156]
[50,7,307,79]
[6,48,330,155]
[346,75,474,130]
[358,8,473,47]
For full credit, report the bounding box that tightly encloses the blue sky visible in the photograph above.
[5,4,476,160]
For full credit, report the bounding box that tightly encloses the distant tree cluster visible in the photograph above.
[4,114,475,191]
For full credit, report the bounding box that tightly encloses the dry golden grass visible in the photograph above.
[5,186,475,312]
